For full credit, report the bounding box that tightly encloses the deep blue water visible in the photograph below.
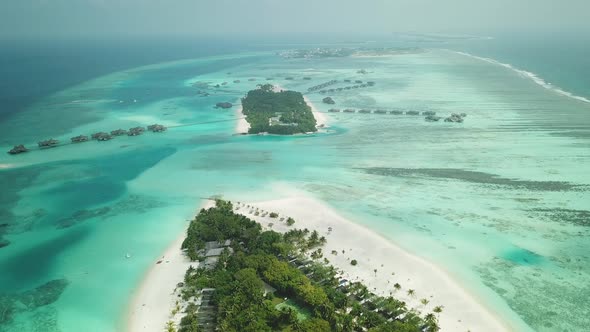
[0,38,257,121]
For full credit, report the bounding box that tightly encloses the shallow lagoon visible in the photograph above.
[1,49,589,331]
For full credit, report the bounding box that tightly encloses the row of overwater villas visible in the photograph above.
[7,124,167,155]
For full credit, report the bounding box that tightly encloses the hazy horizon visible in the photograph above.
[1,0,589,41]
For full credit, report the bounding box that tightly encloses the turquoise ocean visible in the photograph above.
[0,36,589,331]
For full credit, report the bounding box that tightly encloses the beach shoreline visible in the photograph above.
[235,195,517,332]
[234,104,250,134]
[125,193,519,332]
[303,95,328,128]
[125,201,213,332]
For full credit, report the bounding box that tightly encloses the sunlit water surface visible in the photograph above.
[1,47,589,332]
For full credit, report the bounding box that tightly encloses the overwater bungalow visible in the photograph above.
[110,129,127,136]
[307,80,338,92]
[248,78,256,81]
[367,81,376,86]
[406,111,420,115]
[328,109,341,113]
[359,109,371,114]
[444,114,464,123]
[375,110,387,114]
[344,79,351,83]
[303,77,312,80]
[233,80,241,83]
[391,110,403,115]
[38,139,59,148]
[422,111,436,116]
[284,77,294,80]
[343,109,356,113]
[425,115,442,122]
[147,124,167,132]
[91,132,112,141]
[7,144,28,154]
[128,127,145,136]
[70,135,89,143]
[355,80,363,84]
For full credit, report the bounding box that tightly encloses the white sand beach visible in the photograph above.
[125,194,513,332]
[126,233,194,332]
[235,195,513,332]
[304,95,328,127]
[126,203,212,332]
[234,105,250,134]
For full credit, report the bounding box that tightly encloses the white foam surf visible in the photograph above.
[453,51,590,104]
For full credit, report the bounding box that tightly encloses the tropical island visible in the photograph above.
[241,84,317,135]
[278,47,424,59]
[174,200,441,332]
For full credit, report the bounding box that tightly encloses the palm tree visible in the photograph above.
[373,269,377,276]
[393,283,401,291]
[433,305,444,314]
[425,313,436,322]
[407,289,415,297]
[424,313,440,332]
[420,298,429,306]
[165,321,176,332]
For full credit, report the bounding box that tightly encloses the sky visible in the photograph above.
[1,0,589,40]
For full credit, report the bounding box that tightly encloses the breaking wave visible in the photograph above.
[454,51,590,104]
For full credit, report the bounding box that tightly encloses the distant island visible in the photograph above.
[241,84,317,135]
[278,47,424,59]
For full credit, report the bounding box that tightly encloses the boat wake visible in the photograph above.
[453,51,590,104]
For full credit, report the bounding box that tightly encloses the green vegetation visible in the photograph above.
[178,200,440,332]
[270,212,279,218]
[275,299,311,321]
[165,320,176,332]
[286,217,295,226]
[350,259,358,266]
[241,84,317,135]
